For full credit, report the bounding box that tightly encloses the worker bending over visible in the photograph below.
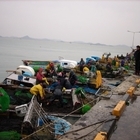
[30,82,47,103]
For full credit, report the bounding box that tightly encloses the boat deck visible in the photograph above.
[59,75,140,140]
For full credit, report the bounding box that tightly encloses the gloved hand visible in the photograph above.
[62,87,66,92]
[42,78,49,85]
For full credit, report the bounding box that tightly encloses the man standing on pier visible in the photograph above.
[134,45,140,75]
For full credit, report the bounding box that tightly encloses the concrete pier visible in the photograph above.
[59,75,140,140]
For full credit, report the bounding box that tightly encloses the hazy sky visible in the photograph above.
[0,0,140,46]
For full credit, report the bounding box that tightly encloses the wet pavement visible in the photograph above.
[111,96,140,140]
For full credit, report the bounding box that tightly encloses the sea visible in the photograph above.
[0,37,132,82]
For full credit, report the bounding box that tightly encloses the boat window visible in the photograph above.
[63,62,68,65]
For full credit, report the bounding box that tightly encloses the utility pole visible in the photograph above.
[127,30,140,48]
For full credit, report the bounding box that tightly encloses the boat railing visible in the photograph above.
[21,95,55,139]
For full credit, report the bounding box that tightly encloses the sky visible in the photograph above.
[0,0,140,46]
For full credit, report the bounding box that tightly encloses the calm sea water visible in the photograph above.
[0,37,132,82]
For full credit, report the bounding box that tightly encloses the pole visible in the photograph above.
[127,30,140,48]
[132,32,135,48]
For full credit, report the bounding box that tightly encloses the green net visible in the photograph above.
[111,60,116,66]
[75,87,83,95]
[124,65,130,70]
[0,88,10,111]
[57,64,63,72]
[81,104,91,114]
[75,87,85,98]
[77,76,88,84]
[15,90,32,98]
[32,66,40,73]
[15,90,32,104]
[0,131,21,140]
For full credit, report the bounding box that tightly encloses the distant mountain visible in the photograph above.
[69,41,111,46]
[20,36,54,41]
[92,43,107,46]
[114,44,130,48]
[0,35,130,48]
[20,35,31,39]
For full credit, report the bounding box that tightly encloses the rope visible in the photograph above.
[75,120,105,140]
[33,99,55,132]
[33,103,54,131]
[60,118,117,135]
[60,117,117,140]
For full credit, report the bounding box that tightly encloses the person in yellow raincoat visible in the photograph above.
[83,66,89,75]
[30,82,47,102]
[45,62,56,77]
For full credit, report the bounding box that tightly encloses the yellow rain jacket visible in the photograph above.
[46,62,54,72]
[46,64,51,71]
[30,84,45,99]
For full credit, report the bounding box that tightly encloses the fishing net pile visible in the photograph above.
[0,131,21,140]
[75,87,91,114]
[77,76,88,84]
[0,87,10,111]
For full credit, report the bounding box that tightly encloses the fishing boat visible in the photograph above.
[0,70,36,107]
[21,53,134,80]
[0,95,76,140]
[22,58,78,73]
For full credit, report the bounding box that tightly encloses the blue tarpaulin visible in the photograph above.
[83,86,98,94]
[38,115,71,135]
[73,85,98,95]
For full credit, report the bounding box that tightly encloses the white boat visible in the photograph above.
[16,65,35,76]
[58,59,77,68]
[1,73,36,87]
[22,59,78,73]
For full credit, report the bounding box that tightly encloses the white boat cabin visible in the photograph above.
[3,73,36,87]
[58,59,77,68]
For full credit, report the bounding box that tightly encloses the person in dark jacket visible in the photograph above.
[134,45,140,75]
[47,84,64,107]
[79,58,85,72]
[106,62,113,72]
[57,75,72,89]
[64,78,72,89]
[69,70,78,86]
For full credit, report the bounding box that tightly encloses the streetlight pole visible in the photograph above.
[127,30,140,48]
